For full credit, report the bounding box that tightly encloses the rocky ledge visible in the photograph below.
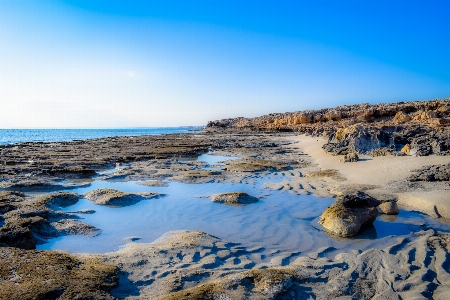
[207,98,450,156]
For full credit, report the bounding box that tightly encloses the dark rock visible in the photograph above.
[408,163,450,182]
[0,223,36,249]
[341,152,359,162]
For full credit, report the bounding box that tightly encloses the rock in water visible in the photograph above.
[211,192,258,205]
[84,188,159,207]
[319,191,381,237]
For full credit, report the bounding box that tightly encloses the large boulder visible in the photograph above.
[319,191,381,237]
[323,125,392,155]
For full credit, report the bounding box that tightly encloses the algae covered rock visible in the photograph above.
[37,192,80,209]
[84,188,160,207]
[0,247,118,299]
[319,191,380,237]
[211,192,258,205]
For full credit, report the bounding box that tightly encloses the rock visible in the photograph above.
[378,201,399,215]
[123,236,141,243]
[393,111,411,123]
[408,163,450,182]
[340,152,359,162]
[37,192,80,209]
[0,224,36,249]
[323,125,393,155]
[339,191,381,208]
[0,191,25,214]
[413,110,438,121]
[400,144,410,154]
[52,219,101,237]
[319,191,380,237]
[210,192,259,205]
[84,188,160,207]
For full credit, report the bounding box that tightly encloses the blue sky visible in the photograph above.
[1,0,449,128]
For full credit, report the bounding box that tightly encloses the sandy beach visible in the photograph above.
[285,135,450,218]
[0,127,449,299]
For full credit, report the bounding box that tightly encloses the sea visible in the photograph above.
[0,127,203,145]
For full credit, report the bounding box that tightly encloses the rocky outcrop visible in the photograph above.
[210,192,259,205]
[84,188,160,207]
[206,99,450,132]
[0,192,100,249]
[407,163,450,182]
[206,99,450,156]
[319,191,381,237]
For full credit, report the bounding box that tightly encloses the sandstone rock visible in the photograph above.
[378,201,399,215]
[393,111,411,123]
[319,191,380,237]
[413,110,438,121]
[84,188,160,207]
[400,144,410,154]
[210,192,258,205]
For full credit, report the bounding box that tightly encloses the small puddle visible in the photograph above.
[198,153,240,170]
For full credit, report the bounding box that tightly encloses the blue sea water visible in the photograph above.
[0,127,203,145]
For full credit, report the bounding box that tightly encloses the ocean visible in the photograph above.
[0,127,203,145]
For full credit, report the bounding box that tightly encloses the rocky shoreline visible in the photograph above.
[1,99,450,299]
[207,98,450,157]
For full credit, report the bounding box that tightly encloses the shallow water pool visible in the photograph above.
[36,177,450,258]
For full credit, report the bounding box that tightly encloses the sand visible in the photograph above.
[99,229,450,299]
[274,135,450,219]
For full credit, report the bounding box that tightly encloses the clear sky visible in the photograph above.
[1,0,449,128]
